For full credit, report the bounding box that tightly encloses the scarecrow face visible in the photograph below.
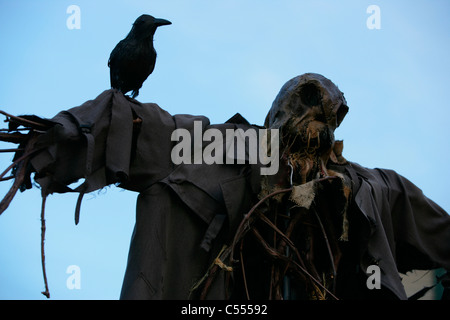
[265,73,348,155]
[265,73,349,182]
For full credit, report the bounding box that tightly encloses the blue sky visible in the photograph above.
[0,0,449,299]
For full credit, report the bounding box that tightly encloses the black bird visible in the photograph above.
[108,14,171,98]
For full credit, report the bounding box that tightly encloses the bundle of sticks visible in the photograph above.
[0,110,54,213]
[192,175,344,300]
[0,110,54,298]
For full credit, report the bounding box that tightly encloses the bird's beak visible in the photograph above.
[154,18,172,27]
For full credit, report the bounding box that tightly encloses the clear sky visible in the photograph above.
[0,0,449,299]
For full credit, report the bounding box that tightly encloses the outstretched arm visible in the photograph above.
[0,89,136,218]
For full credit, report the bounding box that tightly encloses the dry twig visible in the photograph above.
[0,110,54,297]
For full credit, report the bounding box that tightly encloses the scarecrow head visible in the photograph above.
[265,73,349,183]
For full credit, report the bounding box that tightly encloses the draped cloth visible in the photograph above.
[26,89,449,299]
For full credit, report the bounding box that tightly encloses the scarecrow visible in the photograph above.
[0,73,448,299]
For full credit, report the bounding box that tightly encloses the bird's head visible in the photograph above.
[130,14,171,39]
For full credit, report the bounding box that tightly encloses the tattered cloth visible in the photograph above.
[5,89,450,299]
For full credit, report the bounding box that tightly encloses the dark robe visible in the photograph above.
[28,90,450,299]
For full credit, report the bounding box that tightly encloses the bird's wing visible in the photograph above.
[108,39,126,68]
[108,39,140,89]
[108,38,155,95]
[109,39,146,66]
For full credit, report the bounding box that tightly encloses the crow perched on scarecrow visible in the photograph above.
[108,14,171,98]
